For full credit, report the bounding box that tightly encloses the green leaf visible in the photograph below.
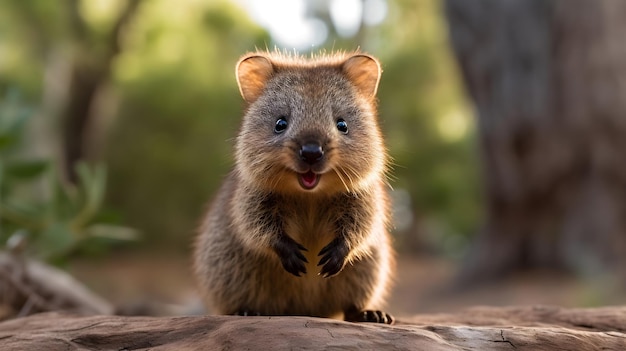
[4,159,49,180]
[0,134,18,151]
[85,224,140,241]
[50,170,78,220]
[0,200,46,228]
[0,93,32,152]
[72,162,107,227]
[36,222,77,259]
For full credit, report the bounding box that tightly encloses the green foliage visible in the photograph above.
[373,0,481,253]
[103,0,270,249]
[0,92,137,264]
[0,0,482,257]
[103,0,482,253]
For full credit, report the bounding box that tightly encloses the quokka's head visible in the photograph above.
[234,51,388,195]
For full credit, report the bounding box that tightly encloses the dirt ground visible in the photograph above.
[68,251,626,319]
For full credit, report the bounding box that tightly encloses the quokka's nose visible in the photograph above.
[299,142,324,165]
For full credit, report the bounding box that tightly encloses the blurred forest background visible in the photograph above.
[2,0,626,317]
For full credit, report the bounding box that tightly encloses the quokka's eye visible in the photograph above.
[336,119,348,134]
[274,117,288,134]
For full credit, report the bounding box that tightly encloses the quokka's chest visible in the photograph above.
[281,203,337,249]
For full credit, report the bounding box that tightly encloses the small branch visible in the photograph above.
[104,0,143,62]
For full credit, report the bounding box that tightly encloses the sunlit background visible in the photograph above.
[1,0,475,253]
[235,0,388,49]
[3,0,622,319]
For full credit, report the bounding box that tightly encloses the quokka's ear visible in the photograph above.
[236,54,275,103]
[341,54,382,98]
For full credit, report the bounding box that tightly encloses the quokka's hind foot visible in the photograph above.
[344,308,394,324]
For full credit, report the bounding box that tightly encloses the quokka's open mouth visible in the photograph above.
[298,171,320,190]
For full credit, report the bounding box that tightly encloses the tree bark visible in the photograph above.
[61,0,142,183]
[1,306,626,350]
[445,0,626,283]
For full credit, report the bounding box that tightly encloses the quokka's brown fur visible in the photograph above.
[193,50,396,323]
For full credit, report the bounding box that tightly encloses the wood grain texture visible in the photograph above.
[1,306,626,350]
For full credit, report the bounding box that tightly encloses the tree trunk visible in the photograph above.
[62,64,104,183]
[445,0,626,283]
[60,0,142,183]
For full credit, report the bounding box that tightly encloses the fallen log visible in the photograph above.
[0,252,113,319]
[1,305,625,350]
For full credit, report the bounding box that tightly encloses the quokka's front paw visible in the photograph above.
[272,234,308,277]
[317,237,349,278]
